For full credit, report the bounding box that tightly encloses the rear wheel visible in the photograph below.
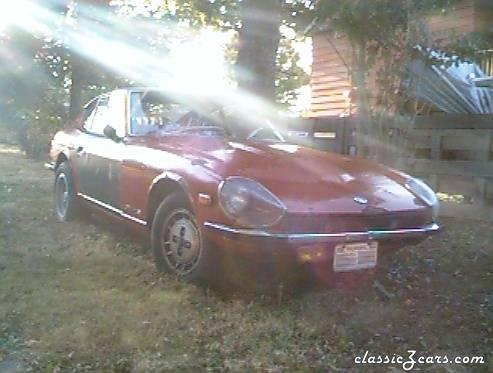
[151,192,212,283]
[54,161,81,221]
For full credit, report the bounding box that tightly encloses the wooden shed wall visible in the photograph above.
[426,0,475,41]
[310,33,353,117]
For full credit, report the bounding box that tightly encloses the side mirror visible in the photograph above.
[103,125,120,142]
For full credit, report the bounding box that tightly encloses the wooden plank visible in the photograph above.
[311,80,351,92]
[412,134,431,147]
[313,42,351,52]
[441,132,489,151]
[312,50,351,61]
[312,61,348,71]
[312,47,351,58]
[311,66,350,77]
[312,88,348,97]
[475,131,492,160]
[312,85,353,96]
[427,129,493,137]
[427,5,474,20]
[311,74,351,85]
[312,59,351,72]
[312,52,350,67]
[312,52,352,64]
[427,11,474,27]
[312,36,352,51]
[473,132,491,207]
[426,1,474,22]
[414,115,493,129]
[310,75,349,85]
[311,96,348,104]
[311,102,350,111]
[428,20,474,31]
[425,1,475,41]
[308,109,347,117]
[312,83,351,96]
[428,21,475,34]
[413,160,493,177]
[430,24,475,36]
[476,2,493,31]
[430,131,442,160]
[311,95,354,106]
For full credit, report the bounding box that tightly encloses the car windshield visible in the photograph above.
[129,90,285,142]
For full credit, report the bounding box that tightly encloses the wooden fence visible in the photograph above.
[287,114,493,220]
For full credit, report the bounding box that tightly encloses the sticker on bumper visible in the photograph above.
[333,241,378,272]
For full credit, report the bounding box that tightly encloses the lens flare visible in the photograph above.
[0,1,302,139]
[0,2,28,32]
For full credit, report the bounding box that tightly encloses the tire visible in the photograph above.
[54,161,80,222]
[151,192,212,283]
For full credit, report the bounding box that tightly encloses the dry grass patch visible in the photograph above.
[0,145,492,372]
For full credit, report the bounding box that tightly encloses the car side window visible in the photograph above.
[89,96,111,136]
[82,100,98,132]
[108,91,126,138]
[82,93,126,137]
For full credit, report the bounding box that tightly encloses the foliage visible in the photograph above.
[17,89,68,158]
[444,27,493,65]
[276,36,310,107]
[0,1,132,156]
[1,0,314,158]
[0,29,67,156]
[121,0,313,104]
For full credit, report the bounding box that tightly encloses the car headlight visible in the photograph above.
[405,177,439,221]
[218,176,286,228]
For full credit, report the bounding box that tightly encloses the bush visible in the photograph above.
[13,84,68,159]
[16,109,63,159]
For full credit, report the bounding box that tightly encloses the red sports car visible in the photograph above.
[47,88,439,284]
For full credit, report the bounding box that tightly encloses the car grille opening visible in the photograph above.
[277,209,432,234]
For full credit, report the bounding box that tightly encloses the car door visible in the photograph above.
[119,90,158,224]
[119,90,184,224]
[76,92,126,209]
[74,98,98,197]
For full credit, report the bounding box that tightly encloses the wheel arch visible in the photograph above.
[147,173,193,227]
[55,151,69,170]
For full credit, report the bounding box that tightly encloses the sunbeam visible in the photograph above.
[0,0,297,139]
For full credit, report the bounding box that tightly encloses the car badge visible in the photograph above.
[353,196,368,205]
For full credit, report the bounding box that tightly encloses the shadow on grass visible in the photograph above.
[84,208,377,304]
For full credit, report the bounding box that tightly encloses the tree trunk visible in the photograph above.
[69,55,85,121]
[235,0,282,102]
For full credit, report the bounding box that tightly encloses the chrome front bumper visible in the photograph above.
[203,222,440,244]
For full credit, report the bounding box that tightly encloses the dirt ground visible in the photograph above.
[0,145,491,372]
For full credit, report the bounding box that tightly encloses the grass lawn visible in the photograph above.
[0,144,491,372]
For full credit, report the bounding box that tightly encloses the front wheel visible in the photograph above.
[151,192,212,283]
[54,161,81,222]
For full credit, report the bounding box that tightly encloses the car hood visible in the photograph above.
[161,136,423,214]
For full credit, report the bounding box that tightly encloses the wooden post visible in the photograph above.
[474,132,492,218]
[428,131,442,190]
